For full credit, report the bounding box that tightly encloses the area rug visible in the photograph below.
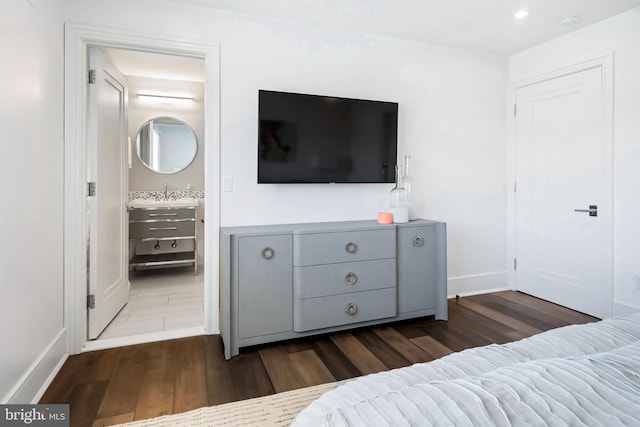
[116,382,338,426]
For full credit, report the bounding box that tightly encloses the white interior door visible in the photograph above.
[514,65,612,318]
[87,47,130,339]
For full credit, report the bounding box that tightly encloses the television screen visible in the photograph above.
[258,90,398,183]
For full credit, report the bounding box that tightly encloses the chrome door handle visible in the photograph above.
[574,205,598,217]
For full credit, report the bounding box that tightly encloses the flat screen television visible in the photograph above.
[258,90,398,183]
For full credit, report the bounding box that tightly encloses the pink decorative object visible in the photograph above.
[377,212,393,224]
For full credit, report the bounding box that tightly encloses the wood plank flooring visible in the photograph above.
[39,291,597,427]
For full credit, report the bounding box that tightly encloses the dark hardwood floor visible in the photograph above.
[40,291,597,426]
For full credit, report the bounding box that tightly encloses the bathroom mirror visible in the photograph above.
[135,117,198,174]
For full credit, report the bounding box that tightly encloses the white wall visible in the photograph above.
[510,8,640,315]
[0,0,66,403]
[64,0,509,297]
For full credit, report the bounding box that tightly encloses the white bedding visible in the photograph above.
[292,314,640,426]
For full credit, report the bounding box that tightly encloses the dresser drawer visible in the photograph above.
[129,220,195,239]
[129,207,196,221]
[293,228,396,266]
[293,258,396,299]
[293,287,396,332]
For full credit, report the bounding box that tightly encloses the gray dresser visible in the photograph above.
[220,219,447,359]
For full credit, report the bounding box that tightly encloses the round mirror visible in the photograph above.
[135,117,197,174]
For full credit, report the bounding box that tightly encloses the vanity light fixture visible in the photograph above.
[514,10,529,20]
[137,93,194,105]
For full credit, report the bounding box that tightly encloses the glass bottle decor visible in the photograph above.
[390,164,409,223]
[403,155,417,220]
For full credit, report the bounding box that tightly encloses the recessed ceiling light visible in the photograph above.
[514,10,529,20]
[560,15,580,25]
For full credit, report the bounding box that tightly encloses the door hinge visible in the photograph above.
[87,294,95,309]
[87,182,96,197]
[514,258,517,270]
[513,104,517,116]
[88,69,96,84]
[514,181,517,193]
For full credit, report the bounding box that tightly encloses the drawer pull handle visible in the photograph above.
[148,227,178,231]
[413,236,424,247]
[148,213,178,217]
[262,247,274,260]
[345,242,358,254]
[345,272,358,285]
[345,303,358,316]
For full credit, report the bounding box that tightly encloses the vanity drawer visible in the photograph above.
[293,228,396,266]
[129,207,196,221]
[293,258,396,299]
[293,287,396,332]
[129,220,195,239]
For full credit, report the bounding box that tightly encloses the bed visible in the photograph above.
[292,313,640,426]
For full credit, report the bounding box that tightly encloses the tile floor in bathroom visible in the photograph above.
[99,266,204,339]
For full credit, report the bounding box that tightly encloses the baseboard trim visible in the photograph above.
[448,287,511,299]
[447,271,509,299]
[4,329,67,404]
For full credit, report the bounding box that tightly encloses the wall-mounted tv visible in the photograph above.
[258,90,398,183]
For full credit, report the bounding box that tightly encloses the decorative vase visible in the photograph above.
[403,155,417,220]
[390,165,409,223]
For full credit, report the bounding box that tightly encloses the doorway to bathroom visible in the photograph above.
[96,47,207,342]
[64,24,221,354]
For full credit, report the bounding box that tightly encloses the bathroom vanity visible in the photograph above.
[128,199,198,274]
[219,219,447,359]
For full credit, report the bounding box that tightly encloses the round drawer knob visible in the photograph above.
[345,272,358,286]
[413,235,424,247]
[261,247,274,260]
[345,303,358,316]
[345,242,358,254]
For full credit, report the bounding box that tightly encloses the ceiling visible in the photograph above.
[103,48,205,82]
[106,0,640,81]
[178,0,640,55]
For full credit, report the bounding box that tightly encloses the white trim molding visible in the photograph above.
[81,327,206,353]
[64,23,221,354]
[3,330,67,404]
[447,271,509,299]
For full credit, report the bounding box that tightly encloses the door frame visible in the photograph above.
[507,53,614,318]
[64,23,221,354]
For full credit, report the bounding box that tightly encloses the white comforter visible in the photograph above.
[293,314,640,426]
